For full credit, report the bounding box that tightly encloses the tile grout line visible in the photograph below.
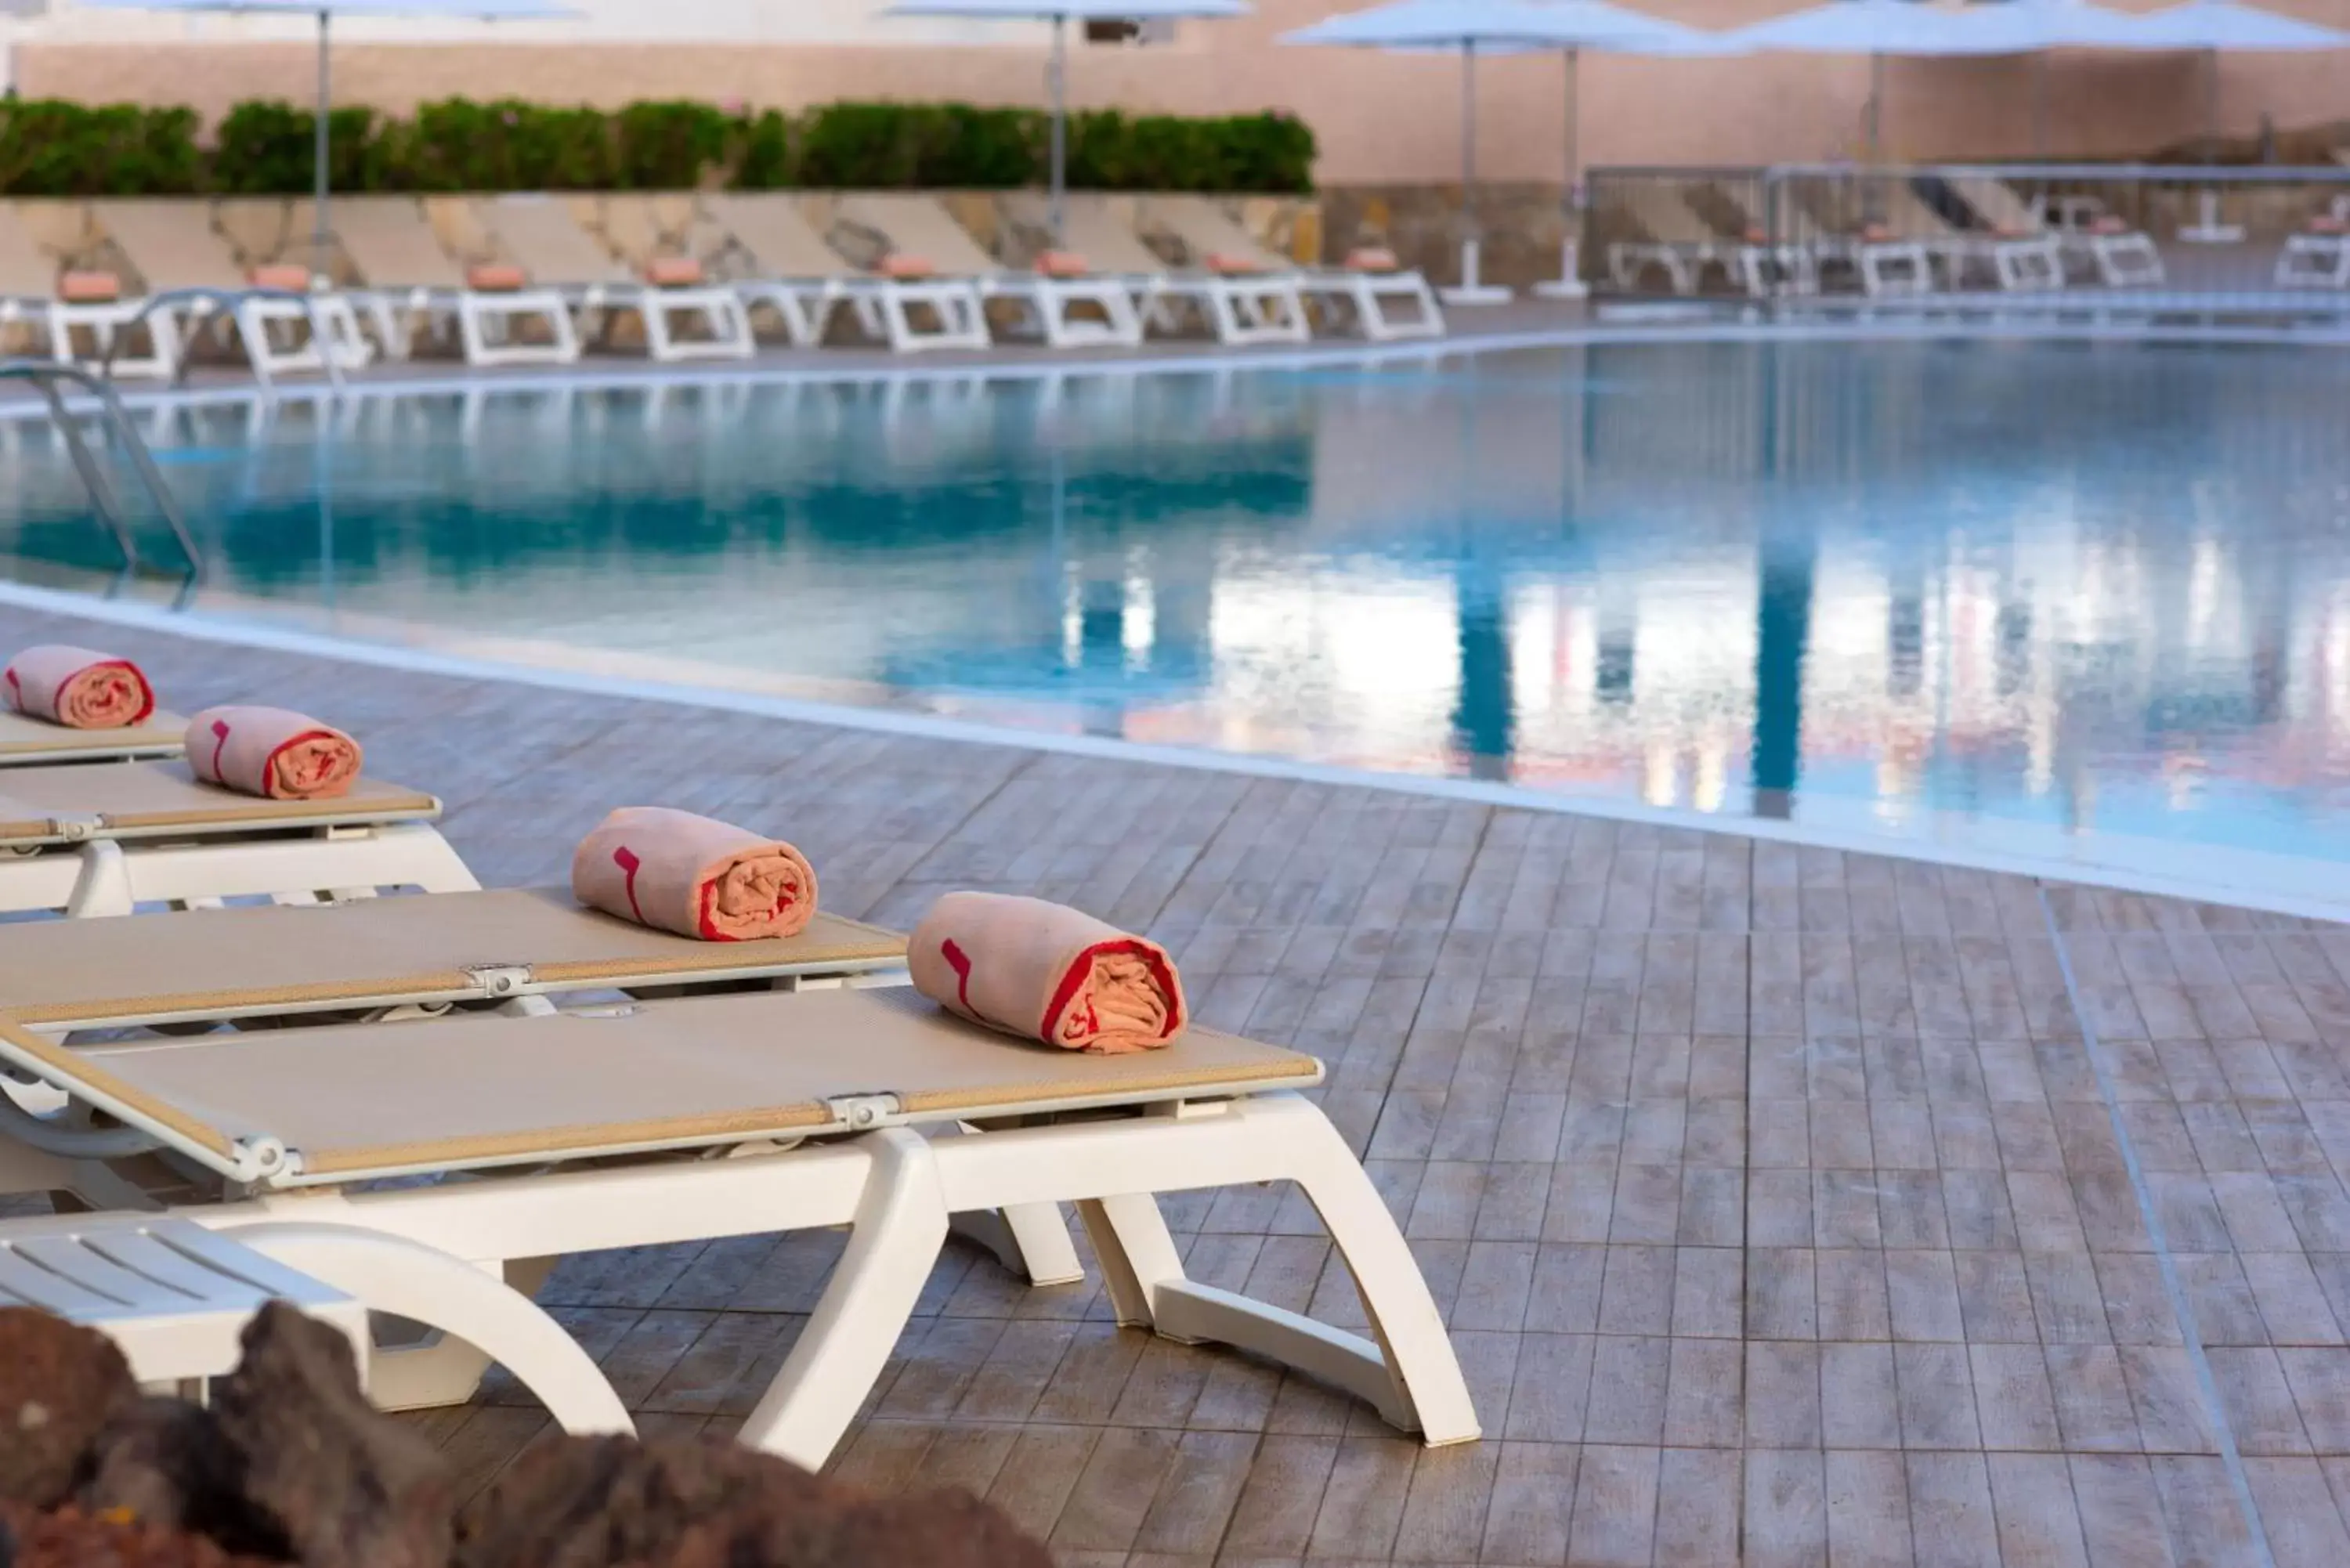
[2035,885,2279,1568]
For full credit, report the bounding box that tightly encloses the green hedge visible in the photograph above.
[0,96,1314,196]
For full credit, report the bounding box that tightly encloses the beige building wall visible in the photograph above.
[12,0,2348,184]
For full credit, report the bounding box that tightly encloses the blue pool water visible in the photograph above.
[5,338,2349,905]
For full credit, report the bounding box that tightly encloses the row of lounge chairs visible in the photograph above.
[0,695,1479,1463]
[1605,173,2167,299]
[0,190,1444,379]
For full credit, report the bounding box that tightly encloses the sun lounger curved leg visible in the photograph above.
[940,1093,1478,1447]
[734,1127,949,1470]
[356,1254,555,1411]
[216,1220,633,1436]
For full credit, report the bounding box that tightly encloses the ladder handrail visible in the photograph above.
[97,285,348,395]
[0,359,204,587]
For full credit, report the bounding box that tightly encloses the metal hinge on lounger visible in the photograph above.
[826,1093,903,1130]
[463,963,537,999]
[50,812,104,842]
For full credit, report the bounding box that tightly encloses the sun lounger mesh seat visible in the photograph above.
[699,193,982,353]
[0,708,187,767]
[483,196,751,363]
[328,197,576,367]
[1140,194,1443,341]
[1004,194,1307,347]
[0,761,471,916]
[835,193,1141,351]
[0,886,907,1028]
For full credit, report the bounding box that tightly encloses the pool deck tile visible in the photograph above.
[5,598,2350,1565]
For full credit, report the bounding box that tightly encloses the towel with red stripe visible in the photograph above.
[572,806,817,941]
[3,645,156,729]
[909,891,1185,1054]
[186,706,360,800]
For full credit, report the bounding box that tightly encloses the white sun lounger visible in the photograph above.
[0,708,188,768]
[482,195,752,363]
[1140,194,1444,341]
[331,197,576,367]
[696,192,979,353]
[0,202,175,377]
[2275,194,2350,290]
[0,984,1479,1465]
[835,193,1141,351]
[0,761,468,916]
[1006,193,1307,346]
[88,200,370,380]
[1945,175,2163,291]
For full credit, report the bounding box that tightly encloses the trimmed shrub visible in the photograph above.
[0,96,1318,197]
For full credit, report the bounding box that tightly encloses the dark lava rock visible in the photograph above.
[208,1303,451,1568]
[0,1503,284,1568]
[0,1309,139,1508]
[80,1399,287,1560]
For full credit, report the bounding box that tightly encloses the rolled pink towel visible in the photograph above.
[572,807,818,942]
[909,892,1185,1055]
[186,706,362,800]
[3,645,156,729]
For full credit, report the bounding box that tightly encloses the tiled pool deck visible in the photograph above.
[9,600,2350,1567]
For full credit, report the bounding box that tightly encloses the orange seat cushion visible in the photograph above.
[1033,249,1090,278]
[57,271,121,304]
[642,256,705,287]
[2308,215,2349,236]
[2088,215,2129,235]
[1344,247,1400,273]
[466,263,529,292]
[880,254,936,280]
[1204,251,1264,276]
[1860,223,1894,243]
[246,263,313,292]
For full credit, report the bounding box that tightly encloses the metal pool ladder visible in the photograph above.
[0,359,204,589]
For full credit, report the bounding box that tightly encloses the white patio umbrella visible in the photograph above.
[1730,0,2034,162]
[880,0,1249,246]
[1282,0,1735,302]
[74,0,579,277]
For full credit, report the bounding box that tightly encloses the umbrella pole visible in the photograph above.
[313,9,331,281]
[1047,13,1067,245]
[1867,51,1882,163]
[1536,47,1585,299]
[1455,42,1482,295]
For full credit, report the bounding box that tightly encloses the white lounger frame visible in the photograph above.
[1140,274,1310,346]
[980,274,1144,350]
[356,284,580,368]
[734,276,990,354]
[0,821,478,917]
[568,281,754,363]
[2276,233,2350,290]
[48,296,180,381]
[1297,269,1444,341]
[179,1093,1478,1467]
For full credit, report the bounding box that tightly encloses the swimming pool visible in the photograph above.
[5,337,2348,911]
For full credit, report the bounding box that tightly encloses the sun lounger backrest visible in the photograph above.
[1625,185,1716,245]
[483,196,632,286]
[89,200,247,292]
[1139,195,1292,273]
[597,195,690,266]
[1947,175,2037,233]
[1881,183,1953,239]
[0,204,57,296]
[833,194,999,275]
[698,193,858,279]
[328,198,471,291]
[1010,195,1165,274]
